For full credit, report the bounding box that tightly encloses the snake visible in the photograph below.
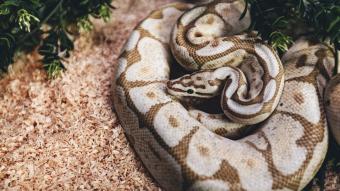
[324,74,340,145]
[113,0,336,190]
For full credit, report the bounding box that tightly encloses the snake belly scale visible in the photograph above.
[113,0,334,190]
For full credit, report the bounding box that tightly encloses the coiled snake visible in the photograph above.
[113,0,335,190]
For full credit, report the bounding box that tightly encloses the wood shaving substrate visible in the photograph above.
[0,0,177,190]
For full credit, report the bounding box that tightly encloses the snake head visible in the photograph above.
[166,70,223,100]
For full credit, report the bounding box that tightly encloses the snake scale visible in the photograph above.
[113,0,336,190]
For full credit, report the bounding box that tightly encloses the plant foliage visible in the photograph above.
[0,0,339,77]
[0,0,113,78]
[242,0,340,73]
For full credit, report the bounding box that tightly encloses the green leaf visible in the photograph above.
[269,31,293,53]
[77,16,93,31]
[98,5,111,22]
[44,59,64,79]
[17,9,40,32]
[0,7,10,15]
[327,16,340,32]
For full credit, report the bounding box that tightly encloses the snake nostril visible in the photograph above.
[195,32,203,37]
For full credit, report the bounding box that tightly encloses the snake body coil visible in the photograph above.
[114,0,335,190]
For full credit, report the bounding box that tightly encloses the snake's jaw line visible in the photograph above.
[114,1,332,190]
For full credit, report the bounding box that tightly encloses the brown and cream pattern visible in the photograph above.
[324,74,340,145]
[113,0,335,190]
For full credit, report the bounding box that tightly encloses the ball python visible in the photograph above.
[113,0,335,190]
[325,74,340,145]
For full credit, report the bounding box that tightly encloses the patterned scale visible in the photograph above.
[113,1,335,190]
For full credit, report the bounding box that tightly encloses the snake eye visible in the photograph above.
[187,89,194,94]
